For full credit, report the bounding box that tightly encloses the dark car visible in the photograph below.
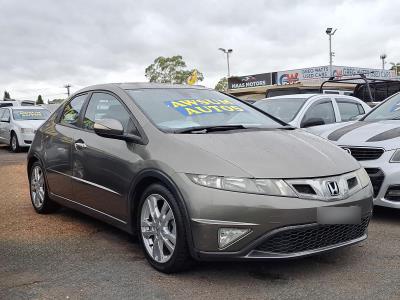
[27,83,373,273]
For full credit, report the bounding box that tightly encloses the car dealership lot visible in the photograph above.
[0,145,399,300]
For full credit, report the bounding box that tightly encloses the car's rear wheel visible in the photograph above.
[29,161,60,213]
[138,183,192,273]
[10,133,20,153]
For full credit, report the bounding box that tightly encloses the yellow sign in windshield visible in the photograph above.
[165,99,245,116]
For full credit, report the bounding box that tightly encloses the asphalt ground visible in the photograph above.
[0,144,399,299]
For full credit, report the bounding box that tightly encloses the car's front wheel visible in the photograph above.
[138,183,192,273]
[10,133,20,153]
[29,161,60,213]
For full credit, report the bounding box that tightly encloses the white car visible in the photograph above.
[318,92,400,209]
[253,94,371,134]
[0,106,50,152]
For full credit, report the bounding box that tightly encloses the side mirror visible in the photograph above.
[302,118,325,128]
[94,119,124,137]
[349,114,365,121]
[93,118,142,143]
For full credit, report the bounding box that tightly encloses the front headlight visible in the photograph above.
[390,149,400,163]
[20,128,34,134]
[186,174,297,197]
[355,168,371,188]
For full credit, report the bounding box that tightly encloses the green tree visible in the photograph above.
[36,95,44,105]
[215,77,228,92]
[390,63,400,76]
[145,55,204,84]
[3,91,10,100]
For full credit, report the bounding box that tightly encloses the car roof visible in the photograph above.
[77,82,210,94]
[9,106,48,110]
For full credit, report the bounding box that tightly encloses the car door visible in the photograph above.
[44,93,88,201]
[0,109,12,143]
[335,98,366,122]
[300,98,336,128]
[71,91,142,223]
[0,109,5,143]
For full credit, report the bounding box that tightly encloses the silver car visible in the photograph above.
[27,83,373,273]
[0,106,50,152]
[253,94,371,135]
[319,92,400,209]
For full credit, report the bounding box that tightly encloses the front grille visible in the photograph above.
[255,216,370,254]
[365,168,385,197]
[341,147,384,161]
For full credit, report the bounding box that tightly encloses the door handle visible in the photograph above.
[74,141,87,150]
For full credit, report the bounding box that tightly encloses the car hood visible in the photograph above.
[14,120,45,130]
[169,129,359,179]
[320,120,400,150]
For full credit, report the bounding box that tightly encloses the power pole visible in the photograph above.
[218,48,233,78]
[380,54,387,70]
[64,84,72,97]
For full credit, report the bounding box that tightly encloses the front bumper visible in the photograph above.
[17,132,35,147]
[359,149,400,209]
[173,173,373,259]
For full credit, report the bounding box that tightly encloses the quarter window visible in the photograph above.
[83,92,138,135]
[302,100,336,127]
[60,94,87,126]
[337,99,365,121]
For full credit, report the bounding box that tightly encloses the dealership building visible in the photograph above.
[227,65,397,100]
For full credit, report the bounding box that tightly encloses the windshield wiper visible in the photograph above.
[174,124,247,134]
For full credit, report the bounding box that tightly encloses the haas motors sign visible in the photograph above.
[228,73,272,90]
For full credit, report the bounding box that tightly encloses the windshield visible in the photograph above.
[363,93,400,121]
[127,88,285,132]
[254,98,308,122]
[12,109,50,121]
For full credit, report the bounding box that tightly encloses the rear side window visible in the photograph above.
[60,94,87,127]
[336,99,365,122]
[301,100,336,126]
[83,92,138,135]
[1,109,10,122]
[0,109,4,120]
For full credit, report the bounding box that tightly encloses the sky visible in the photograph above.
[1,0,399,101]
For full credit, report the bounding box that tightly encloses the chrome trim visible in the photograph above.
[50,192,127,224]
[192,218,259,226]
[47,168,121,196]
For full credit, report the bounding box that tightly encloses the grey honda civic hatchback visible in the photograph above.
[27,83,373,273]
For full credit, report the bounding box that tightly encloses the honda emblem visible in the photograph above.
[327,181,340,196]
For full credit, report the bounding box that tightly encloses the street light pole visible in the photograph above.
[218,48,233,78]
[326,28,337,77]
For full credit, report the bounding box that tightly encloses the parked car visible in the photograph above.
[0,106,51,152]
[27,83,373,273]
[0,100,35,108]
[318,92,400,209]
[253,94,371,134]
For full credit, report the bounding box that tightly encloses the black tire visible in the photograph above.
[10,132,20,153]
[137,183,192,273]
[29,161,60,214]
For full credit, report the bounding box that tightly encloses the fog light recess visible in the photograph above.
[218,228,251,249]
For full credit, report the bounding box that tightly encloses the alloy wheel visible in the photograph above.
[31,166,45,209]
[11,135,17,151]
[140,194,177,263]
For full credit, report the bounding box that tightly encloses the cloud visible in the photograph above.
[0,0,398,100]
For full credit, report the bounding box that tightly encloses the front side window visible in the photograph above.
[363,93,400,121]
[301,100,336,127]
[83,92,138,135]
[336,100,364,122]
[12,109,50,121]
[127,88,284,132]
[254,98,308,122]
[1,109,10,122]
[60,94,87,126]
